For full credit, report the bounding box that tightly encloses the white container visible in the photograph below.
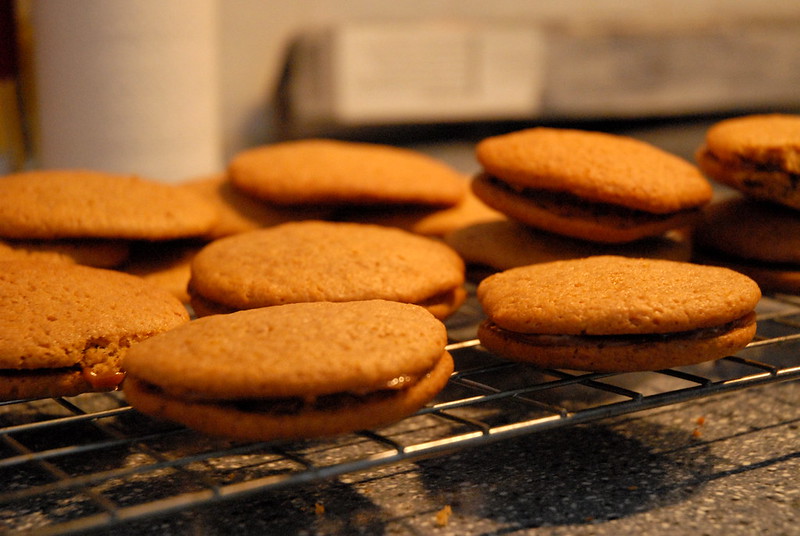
[32,0,222,182]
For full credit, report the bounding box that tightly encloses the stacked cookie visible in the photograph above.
[693,114,800,293]
[448,127,712,275]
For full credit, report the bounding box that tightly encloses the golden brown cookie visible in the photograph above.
[228,139,467,207]
[0,238,130,268]
[122,300,453,441]
[188,221,466,320]
[334,188,504,238]
[696,114,800,209]
[180,173,332,239]
[0,260,189,401]
[473,128,713,243]
[0,169,218,240]
[693,196,800,293]
[445,220,692,275]
[476,256,760,372]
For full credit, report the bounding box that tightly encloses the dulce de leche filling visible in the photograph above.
[82,366,127,391]
[700,147,800,176]
[482,312,756,348]
[133,367,436,415]
[482,174,696,227]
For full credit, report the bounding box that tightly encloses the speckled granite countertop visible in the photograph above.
[110,379,799,536]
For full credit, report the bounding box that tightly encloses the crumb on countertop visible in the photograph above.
[435,505,452,527]
[692,415,707,438]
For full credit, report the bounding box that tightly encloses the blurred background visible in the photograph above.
[2,0,800,180]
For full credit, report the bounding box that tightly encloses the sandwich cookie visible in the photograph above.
[0,260,189,401]
[694,196,800,293]
[122,300,454,441]
[695,114,800,209]
[0,169,218,240]
[472,127,713,243]
[476,256,760,372]
[188,221,466,320]
[228,139,467,207]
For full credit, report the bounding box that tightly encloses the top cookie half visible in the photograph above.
[473,128,713,242]
[188,220,466,320]
[123,300,448,400]
[476,255,761,336]
[0,260,190,370]
[228,139,467,207]
[0,170,218,240]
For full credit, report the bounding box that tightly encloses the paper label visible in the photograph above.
[329,22,545,123]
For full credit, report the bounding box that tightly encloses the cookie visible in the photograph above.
[472,127,713,243]
[188,221,466,320]
[693,196,800,293]
[0,169,218,240]
[476,256,760,372]
[445,220,692,275]
[0,260,189,401]
[695,114,800,209]
[334,188,504,238]
[122,300,454,441]
[181,173,332,239]
[228,139,467,207]
[0,238,130,268]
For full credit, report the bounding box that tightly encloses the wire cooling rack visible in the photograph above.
[1,291,799,535]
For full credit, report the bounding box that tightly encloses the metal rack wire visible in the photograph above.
[1,293,799,535]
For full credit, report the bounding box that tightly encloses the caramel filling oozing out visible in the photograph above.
[82,367,126,390]
[0,365,126,391]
